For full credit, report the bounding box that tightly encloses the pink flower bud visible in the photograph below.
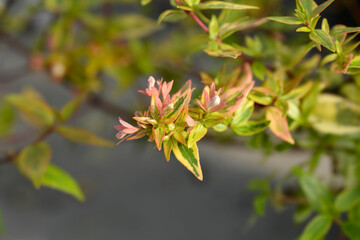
[148,76,155,88]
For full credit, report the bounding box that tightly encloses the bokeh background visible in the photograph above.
[0,0,359,239]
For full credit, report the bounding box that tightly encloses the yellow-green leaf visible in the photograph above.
[196,1,258,10]
[349,56,360,69]
[331,27,360,35]
[299,215,332,240]
[280,82,314,101]
[231,99,254,127]
[248,91,274,105]
[267,16,302,25]
[172,140,203,181]
[16,142,51,188]
[233,120,270,136]
[335,186,360,212]
[41,164,85,202]
[56,126,114,147]
[60,95,84,122]
[153,127,165,150]
[0,101,15,136]
[163,139,172,162]
[188,123,207,148]
[213,123,227,132]
[141,0,151,5]
[157,10,185,24]
[204,40,242,58]
[309,29,335,52]
[209,15,219,40]
[296,26,311,32]
[309,94,360,135]
[298,0,317,16]
[165,90,191,123]
[266,107,294,144]
[6,94,55,126]
[309,0,334,18]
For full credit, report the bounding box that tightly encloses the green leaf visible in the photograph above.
[56,126,114,147]
[204,40,242,58]
[280,82,313,101]
[16,142,51,188]
[248,179,271,192]
[308,94,360,135]
[141,0,151,5]
[184,0,195,7]
[331,27,360,35]
[0,101,14,136]
[349,203,360,221]
[42,164,85,201]
[288,100,301,121]
[188,123,207,148]
[213,123,227,132]
[153,127,165,150]
[209,15,219,40]
[349,56,360,69]
[203,114,227,128]
[267,16,302,25]
[196,1,258,10]
[231,99,254,127]
[309,0,334,18]
[233,120,270,136]
[275,100,289,117]
[163,139,172,162]
[294,205,313,224]
[157,10,185,24]
[301,82,322,119]
[298,0,317,16]
[172,140,203,181]
[298,215,332,240]
[165,89,191,123]
[219,18,266,40]
[294,168,335,214]
[342,221,360,240]
[254,193,268,216]
[296,26,311,32]
[248,91,274,105]
[251,61,266,80]
[309,30,335,52]
[0,207,4,234]
[335,186,360,212]
[60,95,84,122]
[6,94,55,126]
[321,18,329,33]
[176,5,193,11]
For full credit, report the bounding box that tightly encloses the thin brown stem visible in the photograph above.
[0,124,57,164]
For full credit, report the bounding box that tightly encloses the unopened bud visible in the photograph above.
[168,123,175,131]
[163,135,170,141]
[116,131,126,140]
[208,95,220,108]
[148,76,155,88]
[51,62,66,79]
[147,119,158,125]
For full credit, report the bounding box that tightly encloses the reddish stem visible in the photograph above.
[175,0,209,32]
